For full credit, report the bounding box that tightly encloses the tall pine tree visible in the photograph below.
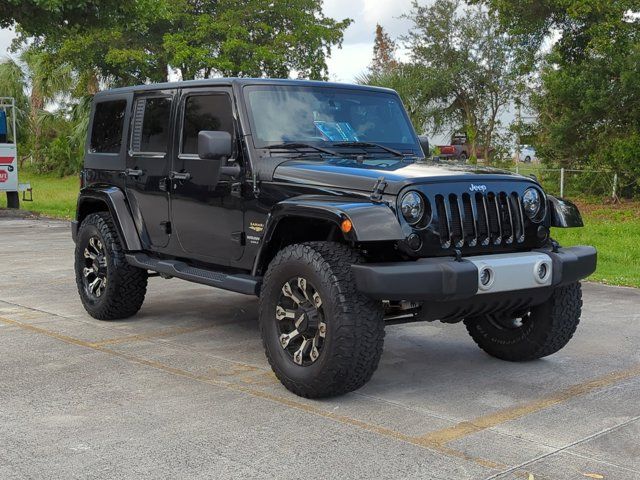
[370,24,398,75]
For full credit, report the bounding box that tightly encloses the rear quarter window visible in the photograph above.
[90,100,127,154]
[130,97,172,154]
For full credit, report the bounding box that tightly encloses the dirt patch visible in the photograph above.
[573,199,640,221]
[0,208,41,219]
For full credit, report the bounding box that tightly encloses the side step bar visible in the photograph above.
[126,253,261,296]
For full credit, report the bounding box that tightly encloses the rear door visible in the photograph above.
[125,91,175,248]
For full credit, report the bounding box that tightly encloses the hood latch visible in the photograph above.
[370,176,387,203]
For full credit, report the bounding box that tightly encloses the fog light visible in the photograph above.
[479,267,493,288]
[534,261,551,284]
[537,263,548,280]
[407,233,422,251]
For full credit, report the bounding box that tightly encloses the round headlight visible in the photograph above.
[522,188,542,220]
[400,191,425,225]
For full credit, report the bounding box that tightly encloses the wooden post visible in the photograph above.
[560,168,565,198]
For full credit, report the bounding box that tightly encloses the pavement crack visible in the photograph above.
[482,415,640,480]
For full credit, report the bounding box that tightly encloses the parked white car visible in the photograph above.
[515,145,538,163]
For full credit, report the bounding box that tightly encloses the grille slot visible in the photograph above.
[434,190,526,249]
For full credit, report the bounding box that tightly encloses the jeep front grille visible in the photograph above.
[433,191,526,249]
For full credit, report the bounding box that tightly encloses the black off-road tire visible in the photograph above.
[464,282,582,361]
[74,212,148,320]
[259,242,385,398]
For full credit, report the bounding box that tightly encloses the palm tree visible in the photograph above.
[21,48,74,161]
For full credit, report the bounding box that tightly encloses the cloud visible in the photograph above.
[324,0,414,44]
[0,27,16,58]
[323,0,416,81]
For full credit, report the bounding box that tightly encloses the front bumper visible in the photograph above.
[351,246,597,301]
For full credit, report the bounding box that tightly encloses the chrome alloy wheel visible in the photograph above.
[82,236,108,298]
[276,277,326,366]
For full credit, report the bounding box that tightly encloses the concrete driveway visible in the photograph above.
[1,216,639,480]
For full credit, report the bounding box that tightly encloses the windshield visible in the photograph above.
[243,85,421,155]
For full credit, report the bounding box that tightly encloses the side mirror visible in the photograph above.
[418,135,430,157]
[198,130,232,160]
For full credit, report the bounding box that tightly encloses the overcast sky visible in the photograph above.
[323,0,414,81]
[0,1,415,82]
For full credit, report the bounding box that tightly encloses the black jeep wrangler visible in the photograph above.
[72,79,596,398]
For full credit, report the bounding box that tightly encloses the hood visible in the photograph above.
[273,157,533,195]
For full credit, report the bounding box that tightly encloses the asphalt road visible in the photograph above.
[1,216,639,480]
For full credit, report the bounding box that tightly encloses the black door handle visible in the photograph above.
[125,168,144,178]
[170,171,191,181]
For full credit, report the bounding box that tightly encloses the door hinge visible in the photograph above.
[159,177,170,192]
[231,231,246,245]
[160,221,172,234]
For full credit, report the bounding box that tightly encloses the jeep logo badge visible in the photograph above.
[469,184,487,193]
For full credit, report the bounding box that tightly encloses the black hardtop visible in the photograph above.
[94,78,396,98]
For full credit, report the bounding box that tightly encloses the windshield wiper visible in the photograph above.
[264,142,339,156]
[331,141,405,157]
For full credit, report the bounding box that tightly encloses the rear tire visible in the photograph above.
[464,282,582,361]
[74,212,148,320]
[259,242,385,398]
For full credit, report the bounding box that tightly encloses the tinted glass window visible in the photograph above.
[182,94,234,155]
[90,100,127,153]
[131,97,172,153]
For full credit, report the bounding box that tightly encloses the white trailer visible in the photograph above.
[0,97,20,208]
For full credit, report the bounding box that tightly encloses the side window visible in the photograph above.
[181,94,234,155]
[130,97,172,154]
[90,100,127,154]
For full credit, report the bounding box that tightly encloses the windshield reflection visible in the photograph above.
[243,85,421,155]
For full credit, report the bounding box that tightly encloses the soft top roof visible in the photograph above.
[95,78,396,98]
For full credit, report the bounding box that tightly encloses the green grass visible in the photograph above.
[1,170,638,288]
[553,202,640,288]
[0,167,79,219]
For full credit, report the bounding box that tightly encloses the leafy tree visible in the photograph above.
[400,0,529,161]
[165,0,351,80]
[2,0,350,83]
[478,0,640,194]
[0,57,29,143]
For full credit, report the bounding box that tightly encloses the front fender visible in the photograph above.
[76,186,143,251]
[547,195,584,228]
[252,195,404,276]
[264,195,404,243]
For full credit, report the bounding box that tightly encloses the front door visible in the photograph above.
[125,92,175,248]
[170,88,244,265]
